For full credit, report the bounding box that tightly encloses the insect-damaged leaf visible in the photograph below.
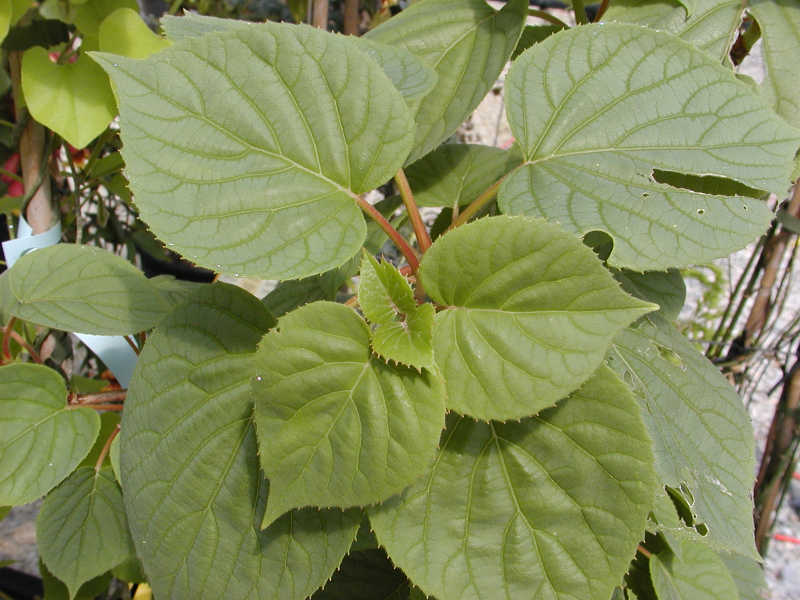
[500,24,799,270]
[93,22,414,279]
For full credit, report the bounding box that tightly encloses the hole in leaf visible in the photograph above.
[696,208,705,215]
[665,485,696,527]
[651,169,766,198]
[582,230,613,261]
[679,483,694,505]
[695,522,709,536]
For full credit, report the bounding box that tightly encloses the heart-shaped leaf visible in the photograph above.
[0,363,99,505]
[750,0,800,129]
[359,253,434,369]
[404,144,522,208]
[609,314,759,558]
[121,283,360,599]
[21,48,116,148]
[253,301,446,528]
[366,0,527,163]
[499,24,799,270]
[2,244,170,335]
[72,0,138,50]
[93,23,414,279]
[418,215,655,421]
[37,466,135,599]
[98,8,171,58]
[369,366,657,600]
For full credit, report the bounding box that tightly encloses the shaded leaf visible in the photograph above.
[311,548,410,600]
[359,253,434,369]
[98,7,171,58]
[609,315,758,558]
[0,363,99,505]
[39,560,112,600]
[404,144,522,208]
[3,244,170,335]
[604,0,745,62]
[21,48,116,148]
[614,269,686,321]
[650,539,739,600]
[512,24,563,60]
[253,301,446,527]
[366,0,527,163]
[719,552,767,600]
[37,466,135,598]
[370,367,657,600]
[121,283,359,599]
[93,22,413,279]
[418,216,655,420]
[749,0,800,129]
[500,24,796,270]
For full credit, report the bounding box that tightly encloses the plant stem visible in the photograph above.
[528,8,569,28]
[355,195,420,272]
[9,330,41,363]
[451,176,505,229]
[78,403,124,412]
[312,0,328,29]
[572,0,589,25]
[73,390,127,405]
[594,0,610,21]
[636,545,652,558]
[343,0,359,34]
[2,317,16,361]
[95,424,120,472]
[395,168,431,253]
[124,335,140,356]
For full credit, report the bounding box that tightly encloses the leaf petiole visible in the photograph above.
[395,168,431,253]
[95,424,120,472]
[356,195,420,272]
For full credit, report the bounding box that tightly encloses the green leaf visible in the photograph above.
[719,552,767,600]
[604,0,745,63]
[21,48,116,148]
[262,256,360,318]
[0,364,99,506]
[404,144,522,208]
[78,411,119,469]
[253,301,446,528]
[39,560,112,600]
[160,11,251,41]
[72,0,138,49]
[3,244,170,335]
[0,0,11,45]
[650,539,739,600]
[370,366,657,600]
[147,274,207,305]
[750,0,800,129]
[98,8,171,58]
[342,36,437,115]
[609,315,759,558]
[109,433,120,484]
[311,548,410,600]
[500,24,797,271]
[93,23,414,280]
[359,253,434,369]
[122,283,359,599]
[366,0,527,163]
[512,24,564,60]
[418,216,655,421]
[614,269,686,321]
[37,466,135,599]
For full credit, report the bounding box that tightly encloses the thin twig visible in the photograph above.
[124,335,140,356]
[8,330,41,363]
[594,0,610,22]
[95,424,120,472]
[528,8,569,28]
[636,545,652,559]
[395,168,431,253]
[355,195,420,272]
[72,390,127,405]
[451,176,505,229]
[2,317,16,361]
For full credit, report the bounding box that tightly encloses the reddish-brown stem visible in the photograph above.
[2,317,16,361]
[95,424,120,472]
[124,335,140,356]
[344,295,358,307]
[83,403,124,412]
[395,169,431,254]
[637,545,652,559]
[72,390,127,405]
[355,195,420,272]
[451,176,505,229]
[594,0,610,21]
[9,330,41,363]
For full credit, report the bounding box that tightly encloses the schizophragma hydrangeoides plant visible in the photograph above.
[1,0,799,598]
